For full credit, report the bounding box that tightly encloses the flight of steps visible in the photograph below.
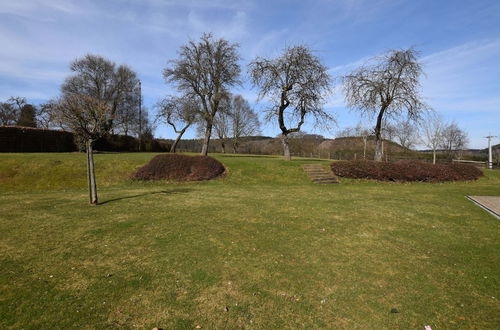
[302,164,339,184]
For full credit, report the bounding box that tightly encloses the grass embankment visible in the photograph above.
[0,152,499,329]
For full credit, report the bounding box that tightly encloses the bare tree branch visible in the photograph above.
[163,33,241,155]
[249,45,333,160]
[343,48,429,160]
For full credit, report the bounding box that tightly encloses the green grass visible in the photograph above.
[0,152,499,329]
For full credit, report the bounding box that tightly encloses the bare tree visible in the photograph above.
[249,45,333,160]
[422,113,444,164]
[163,33,241,156]
[440,121,468,159]
[355,123,371,159]
[0,97,26,125]
[156,95,199,153]
[229,94,260,153]
[336,126,355,138]
[343,48,428,161]
[0,101,17,125]
[35,101,57,129]
[212,96,231,153]
[53,54,139,204]
[115,82,141,136]
[393,118,419,149]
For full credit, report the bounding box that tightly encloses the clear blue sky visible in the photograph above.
[1,0,499,148]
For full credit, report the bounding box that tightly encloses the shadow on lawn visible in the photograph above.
[217,154,278,159]
[99,188,192,205]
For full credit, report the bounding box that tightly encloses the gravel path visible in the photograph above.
[467,196,500,219]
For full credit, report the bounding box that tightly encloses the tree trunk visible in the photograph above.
[432,149,436,164]
[86,139,98,205]
[363,138,367,159]
[374,139,383,161]
[281,134,291,161]
[170,127,188,153]
[220,140,226,153]
[374,107,386,161]
[201,122,212,156]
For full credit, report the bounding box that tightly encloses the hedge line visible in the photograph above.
[331,160,483,182]
[0,126,170,152]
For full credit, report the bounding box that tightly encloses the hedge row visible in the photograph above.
[0,126,170,152]
[131,154,225,181]
[0,126,76,152]
[331,160,483,182]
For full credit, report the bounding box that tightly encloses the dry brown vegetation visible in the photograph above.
[331,160,483,182]
[131,154,225,181]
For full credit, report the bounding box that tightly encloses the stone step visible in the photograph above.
[306,174,331,177]
[302,164,339,184]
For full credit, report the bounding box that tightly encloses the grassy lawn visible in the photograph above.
[1,152,499,329]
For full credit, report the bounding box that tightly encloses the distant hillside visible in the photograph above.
[165,134,421,160]
[316,136,419,160]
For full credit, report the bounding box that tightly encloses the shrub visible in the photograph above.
[330,160,482,182]
[131,154,225,181]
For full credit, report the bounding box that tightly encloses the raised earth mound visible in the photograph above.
[331,160,483,182]
[131,154,225,181]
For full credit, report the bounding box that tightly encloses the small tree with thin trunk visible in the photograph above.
[212,96,231,153]
[393,118,419,150]
[249,45,333,160]
[440,121,468,159]
[54,54,139,204]
[343,48,428,161]
[422,112,444,164]
[115,82,141,136]
[156,95,199,153]
[229,94,260,153]
[163,33,241,156]
[355,123,371,159]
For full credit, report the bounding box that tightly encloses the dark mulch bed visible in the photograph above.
[131,154,225,181]
[331,160,483,182]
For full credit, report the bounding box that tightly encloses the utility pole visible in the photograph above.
[485,135,496,169]
[138,80,142,152]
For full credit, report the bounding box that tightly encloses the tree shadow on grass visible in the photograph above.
[217,154,279,159]
[99,188,192,205]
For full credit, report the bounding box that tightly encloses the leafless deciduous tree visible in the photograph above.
[229,94,260,153]
[163,33,241,156]
[0,97,26,125]
[212,95,231,153]
[156,95,200,152]
[35,102,56,128]
[249,45,333,160]
[0,102,17,126]
[393,118,419,150]
[440,121,468,159]
[422,113,444,164]
[343,48,428,161]
[355,123,371,159]
[53,54,139,204]
[115,82,141,136]
[335,126,355,138]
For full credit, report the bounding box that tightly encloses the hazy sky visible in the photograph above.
[1,0,499,148]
